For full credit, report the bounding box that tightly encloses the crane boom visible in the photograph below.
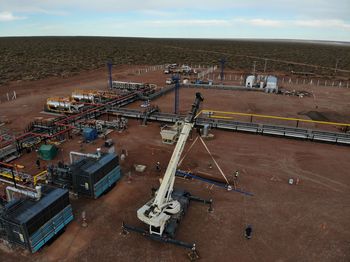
[137,92,204,236]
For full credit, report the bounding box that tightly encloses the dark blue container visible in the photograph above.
[83,127,98,141]
[71,153,121,198]
[0,186,73,253]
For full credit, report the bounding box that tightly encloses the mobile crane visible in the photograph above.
[123,93,212,259]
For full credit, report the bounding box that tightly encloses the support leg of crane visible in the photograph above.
[188,195,214,213]
[121,222,129,236]
[189,195,213,205]
[208,201,214,213]
[122,222,196,249]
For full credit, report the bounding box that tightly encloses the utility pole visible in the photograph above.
[219,58,226,82]
[263,59,268,73]
[107,61,113,89]
[253,61,257,75]
[335,59,340,75]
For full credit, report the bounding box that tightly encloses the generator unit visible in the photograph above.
[0,186,73,253]
[48,152,121,199]
[71,153,121,198]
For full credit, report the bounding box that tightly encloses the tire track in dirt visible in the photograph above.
[279,158,347,193]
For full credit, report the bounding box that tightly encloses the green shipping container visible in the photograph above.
[38,144,58,160]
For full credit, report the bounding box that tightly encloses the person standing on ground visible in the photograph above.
[245,225,253,239]
[36,159,41,169]
[156,162,161,172]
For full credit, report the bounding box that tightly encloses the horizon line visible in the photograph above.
[0,35,349,44]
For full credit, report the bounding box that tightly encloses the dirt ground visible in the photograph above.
[0,67,350,262]
[1,66,349,133]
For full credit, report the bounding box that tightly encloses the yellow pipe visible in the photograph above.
[209,115,234,120]
[0,172,23,182]
[201,109,350,127]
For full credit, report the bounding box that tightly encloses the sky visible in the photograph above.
[0,0,349,41]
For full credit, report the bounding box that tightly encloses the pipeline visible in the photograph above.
[176,170,254,196]
[69,148,101,164]
[6,185,42,202]
[4,88,147,155]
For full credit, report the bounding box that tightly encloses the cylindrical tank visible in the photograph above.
[47,99,72,109]
[72,93,95,102]
[245,75,255,88]
[72,90,95,102]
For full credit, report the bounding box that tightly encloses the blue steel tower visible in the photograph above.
[219,58,226,82]
[172,74,180,114]
[107,61,113,89]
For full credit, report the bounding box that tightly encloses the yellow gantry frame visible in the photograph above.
[0,168,47,186]
[32,170,48,186]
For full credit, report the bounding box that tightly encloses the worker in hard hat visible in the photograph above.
[36,159,41,169]
[245,225,253,239]
[231,170,239,188]
[156,162,161,172]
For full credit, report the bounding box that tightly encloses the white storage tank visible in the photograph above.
[245,75,255,88]
[266,76,278,93]
[47,98,72,109]
[72,91,95,102]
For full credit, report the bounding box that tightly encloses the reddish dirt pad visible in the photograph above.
[0,67,349,262]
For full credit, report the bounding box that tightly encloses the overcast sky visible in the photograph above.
[0,0,349,41]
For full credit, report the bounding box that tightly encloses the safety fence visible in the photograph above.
[128,63,349,89]
[0,91,17,104]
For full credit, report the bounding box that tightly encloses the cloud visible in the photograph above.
[0,0,349,19]
[294,19,350,29]
[104,17,350,32]
[0,11,25,22]
[0,0,349,40]
[235,18,284,27]
[147,19,231,27]
[233,18,350,30]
